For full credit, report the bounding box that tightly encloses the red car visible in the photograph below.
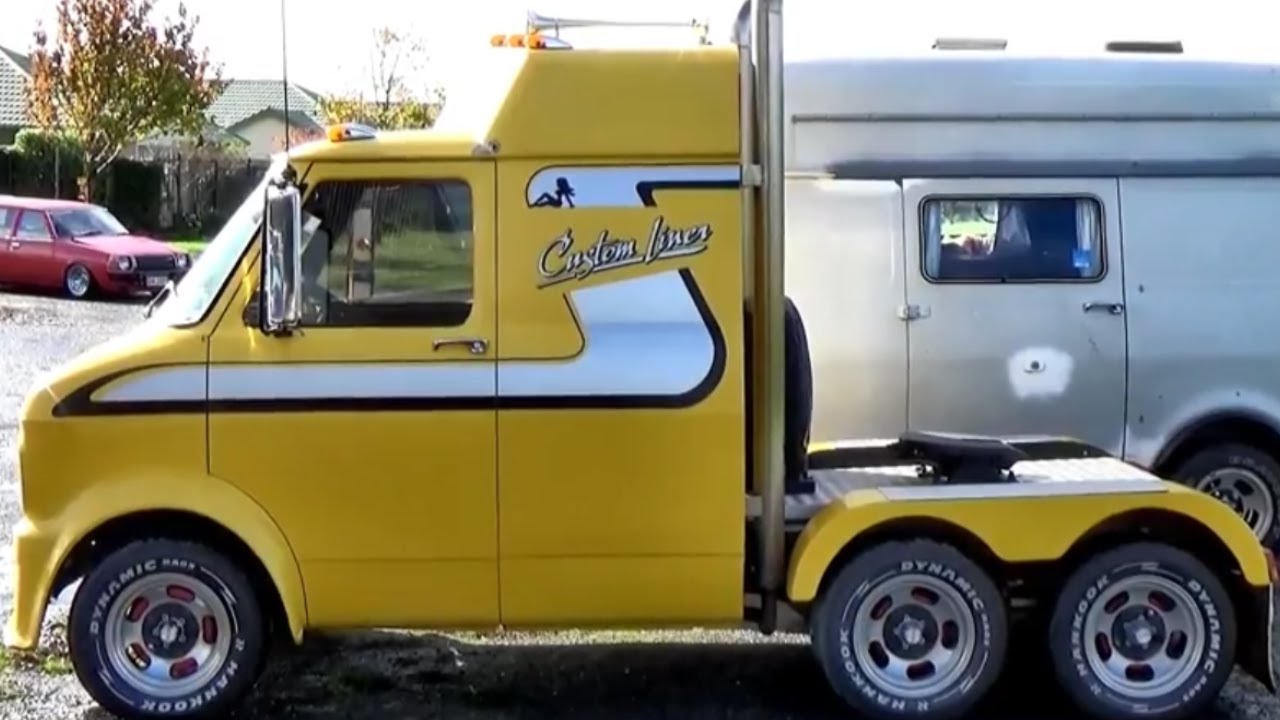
[0,195,191,299]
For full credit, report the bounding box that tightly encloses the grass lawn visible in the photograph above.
[166,238,210,256]
[942,219,993,238]
[324,230,473,298]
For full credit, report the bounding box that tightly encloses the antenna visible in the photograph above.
[280,0,291,151]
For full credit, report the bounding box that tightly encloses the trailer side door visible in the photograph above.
[900,177,1128,455]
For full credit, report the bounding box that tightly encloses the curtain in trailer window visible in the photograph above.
[922,202,943,277]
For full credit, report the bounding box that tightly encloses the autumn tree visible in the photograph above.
[320,26,444,130]
[27,0,223,199]
[271,124,325,153]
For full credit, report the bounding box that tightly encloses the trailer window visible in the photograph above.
[298,178,474,327]
[921,197,1103,282]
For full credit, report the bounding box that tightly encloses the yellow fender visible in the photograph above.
[6,473,306,650]
[786,483,1271,604]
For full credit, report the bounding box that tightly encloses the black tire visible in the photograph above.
[810,540,1009,720]
[1172,443,1280,550]
[64,263,94,299]
[1048,542,1236,720]
[67,539,266,719]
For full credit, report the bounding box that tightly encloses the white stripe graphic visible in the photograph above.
[92,270,716,404]
[526,165,741,208]
[500,270,713,397]
[98,369,206,403]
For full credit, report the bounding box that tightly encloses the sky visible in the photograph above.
[2,0,1280,97]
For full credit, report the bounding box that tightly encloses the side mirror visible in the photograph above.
[261,184,303,335]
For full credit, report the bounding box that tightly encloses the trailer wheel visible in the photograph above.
[1173,443,1280,549]
[67,538,266,719]
[810,540,1008,720]
[1048,542,1236,720]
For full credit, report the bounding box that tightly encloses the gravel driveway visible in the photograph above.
[1,288,1280,720]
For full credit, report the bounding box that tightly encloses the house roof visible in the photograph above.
[0,45,32,128]
[209,79,325,130]
[0,47,31,76]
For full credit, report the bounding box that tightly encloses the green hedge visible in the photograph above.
[0,129,163,231]
[104,160,163,231]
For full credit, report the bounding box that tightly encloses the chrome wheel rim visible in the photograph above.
[849,574,976,699]
[103,572,234,698]
[66,266,90,297]
[1081,573,1205,699]
[1196,467,1275,539]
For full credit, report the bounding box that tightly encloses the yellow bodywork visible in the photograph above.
[6,46,747,649]
[4,44,1271,653]
[787,484,1272,603]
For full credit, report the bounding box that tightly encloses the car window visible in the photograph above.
[298,178,475,327]
[920,196,1104,282]
[49,207,128,238]
[15,211,52,241]
[0,208,15,237]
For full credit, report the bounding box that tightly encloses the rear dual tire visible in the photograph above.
[1047,542,1236,720]
[810,540,1008,720]
[810,540,1236,720]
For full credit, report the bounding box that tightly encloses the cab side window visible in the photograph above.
[299,178,474,327]
[15,211,51,241]
[921,196,1104,282]
[0,208,15,237]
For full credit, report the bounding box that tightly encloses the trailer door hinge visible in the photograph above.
[742,164,763,187]
[896,303,930,321]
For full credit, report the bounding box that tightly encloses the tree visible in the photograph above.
[319,25,444,130]
[271,125,325,153]
[27,0,223,200]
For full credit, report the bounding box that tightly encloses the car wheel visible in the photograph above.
[1048,541,1236,720]
[1173,443,1280,549]
[67,538,266,719]
[64,263,94,299]
[809,539,1008,720]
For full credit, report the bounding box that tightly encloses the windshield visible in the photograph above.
[152,157,286,326]
[50,206,128,237]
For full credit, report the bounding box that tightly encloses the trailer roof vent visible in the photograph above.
[1105,40,1184,54]
[932,37,1008,51]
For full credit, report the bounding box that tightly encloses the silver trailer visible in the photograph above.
[783,45,1280,547]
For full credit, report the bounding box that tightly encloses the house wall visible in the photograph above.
[231,115,291,159]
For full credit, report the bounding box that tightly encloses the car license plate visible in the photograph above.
[145,275,167,288]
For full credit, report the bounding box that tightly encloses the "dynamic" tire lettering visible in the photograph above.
[1070,566,1224,712]
[138,653,243,714]
[836,558,994,715]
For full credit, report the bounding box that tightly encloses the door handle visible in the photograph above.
[433,337,489,355]
[1082,301,1124,316]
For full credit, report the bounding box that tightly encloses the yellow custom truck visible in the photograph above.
[5,3,1278,719]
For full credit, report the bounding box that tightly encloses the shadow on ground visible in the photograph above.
[70,627,1248,720]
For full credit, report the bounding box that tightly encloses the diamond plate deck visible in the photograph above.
[783,456,1166,522]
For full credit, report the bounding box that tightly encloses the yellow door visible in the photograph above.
[493,161,748,627]
[208,159,499,629]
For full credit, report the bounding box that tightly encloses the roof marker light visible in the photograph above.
[488,32,553,49]
[326,123,378,142]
